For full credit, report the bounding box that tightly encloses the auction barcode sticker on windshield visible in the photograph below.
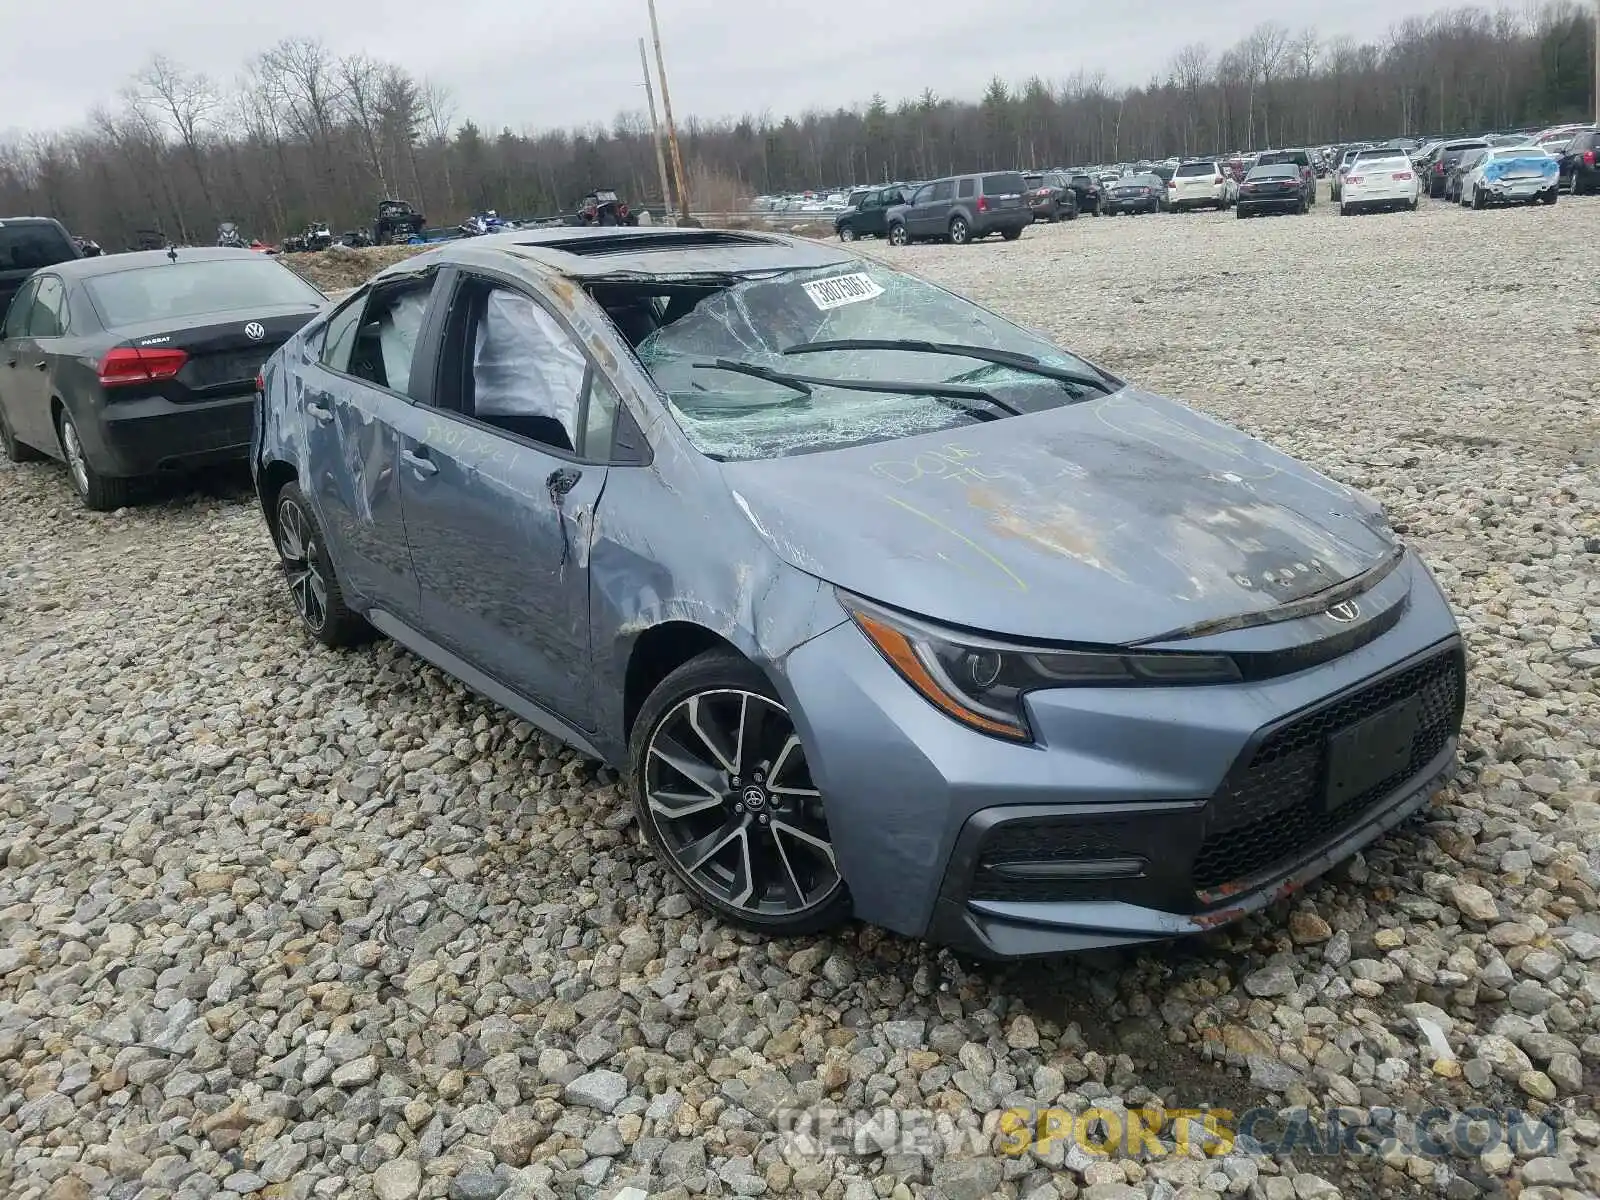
[802,272,885,311]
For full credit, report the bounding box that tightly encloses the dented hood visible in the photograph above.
[720,388,1397,645]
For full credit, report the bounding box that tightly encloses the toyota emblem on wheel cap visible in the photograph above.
[244,321,266,341]
[1325,599,1360,623]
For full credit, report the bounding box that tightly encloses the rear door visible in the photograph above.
[303,272,445,620]
[980,172,1026,218]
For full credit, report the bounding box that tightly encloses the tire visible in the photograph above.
[947,216,970,244]
[1236,206,1247,219]
[1001,226,1022,241]
[1471,186,1485,210]
[0,404,44,463]
[1543,188,1558,206]
[271,482,370,648]
[886,222,908,246]
[838,226,857,242]
[629,650,850,936]
[56,408,132,511]
[1296,200,1307,215]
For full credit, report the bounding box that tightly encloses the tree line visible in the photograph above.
[0,2,1594,248]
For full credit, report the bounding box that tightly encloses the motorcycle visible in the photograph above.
[457,214,490,237]
[217,222,246,248]
[71,236,103,257]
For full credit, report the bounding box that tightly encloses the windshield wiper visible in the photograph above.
[691,359,1022,416]
[782,338,1115,393]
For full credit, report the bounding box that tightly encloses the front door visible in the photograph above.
[908,180,954,237]
[399,273,615,728]
[302,273,442,621]
[0,279,49,450]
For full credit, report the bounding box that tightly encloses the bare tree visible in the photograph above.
[132,55,220,210]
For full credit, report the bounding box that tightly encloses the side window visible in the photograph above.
[583,372,621,461]
[467,286,588,454]
[319,294,366,373]
[955,179,974,200]
[932,180,955,202]
[32,276,66,336]
[909,185,932,206]
[348,279,432,396]
[4,280,38,339]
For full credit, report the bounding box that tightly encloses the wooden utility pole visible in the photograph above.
[638,38,674,220]
[647,0,692,223]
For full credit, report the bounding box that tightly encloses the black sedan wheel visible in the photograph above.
[56,409,131,511]
[273,482,369,647]
[838,226,857,242]
[632,651,849,935]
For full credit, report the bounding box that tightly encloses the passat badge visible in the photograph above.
[244,322,266,341]
[1325,600,1360,623]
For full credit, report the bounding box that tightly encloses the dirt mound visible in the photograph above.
[285,244,430,292]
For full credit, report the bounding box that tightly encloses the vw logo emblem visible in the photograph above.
[1325,599,1361,623]
[243,322,266,341]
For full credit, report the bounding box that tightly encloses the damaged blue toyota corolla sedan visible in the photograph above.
[252,227,1465,958]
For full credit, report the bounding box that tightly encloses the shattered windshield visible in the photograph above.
[631,261,1105,461]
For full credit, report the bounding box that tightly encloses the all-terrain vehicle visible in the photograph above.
[574,189,638,226]
[133,228,167,251]
[340,229,374,248]
[217,222,246,248]
[373,198,425,245]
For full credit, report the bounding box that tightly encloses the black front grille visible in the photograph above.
[1192,647,1464,892]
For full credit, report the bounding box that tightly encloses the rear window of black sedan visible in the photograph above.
[85,258,325,327]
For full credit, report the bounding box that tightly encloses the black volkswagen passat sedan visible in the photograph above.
[0,247,325,509]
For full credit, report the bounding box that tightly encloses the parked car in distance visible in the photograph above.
[833,185,911,242]
[1,216,81,317]
[1063,172,1104,215]
[1101,173,1164,215]
[1458,145,1560,208]
[885,172,1030,245]
[1557,129,1600,194]
[1254,150,1317,205]
[1236,164,1309,217]
[253,225,1465,958]
[1167,161,1230,211]
[0,247,326,508]
[1338,152,1421,215]
[1442,148,1487,203]
[1022,171,1078,222]
[1330,146,1369,200]
[1420,139,1491,198]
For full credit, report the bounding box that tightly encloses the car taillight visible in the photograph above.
[1434,162,1444,173]
[1392,172,1413,180]
[1167,179,1176,188]
[255,372,265,393]
[976,195,987,212]
[98,346,188,386]
[1585,150,1596,166]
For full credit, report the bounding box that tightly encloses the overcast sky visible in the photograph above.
[4,0,1457,139]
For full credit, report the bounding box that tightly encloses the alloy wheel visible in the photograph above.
[839,226,857,241]
[59,416,90,498]
[275,496,329,632]
[949,217,969,244]
[887,224,907,246]
[644,689,841,918]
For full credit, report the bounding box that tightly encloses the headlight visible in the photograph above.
[839,592,1242,742]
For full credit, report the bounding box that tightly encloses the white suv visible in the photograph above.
[1167,161,1228,211]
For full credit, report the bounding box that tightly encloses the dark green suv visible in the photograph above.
[834,185,912,241]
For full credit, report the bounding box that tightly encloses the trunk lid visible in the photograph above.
[721,389,1395,645]
[103,305,320,402]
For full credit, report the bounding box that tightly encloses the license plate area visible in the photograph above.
[1323,697,1421,811]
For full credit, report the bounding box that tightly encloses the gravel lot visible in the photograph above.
[2,194,1598,1200]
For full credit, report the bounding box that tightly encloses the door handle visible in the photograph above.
[304,399,333,422]
[33,361,47,372]
[3,358,15,368]
[402,447,437,477]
